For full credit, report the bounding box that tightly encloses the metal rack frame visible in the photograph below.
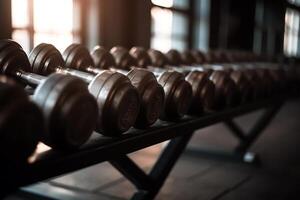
[1,96,285,199]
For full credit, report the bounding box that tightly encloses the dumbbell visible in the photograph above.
[62,44,164,128]
[0,40,98,150]
[143,48,240,110]
[107,46,193,120]
[28,43,140,134]
[165,49,247,107]
[128,47,215,113]
[188,49,271,99]
[214,51,286,96]
[245,61,287,94]
[89,46,192,121]
[182,50,257,102]
[0,76,43,163]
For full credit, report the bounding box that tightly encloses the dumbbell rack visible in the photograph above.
[0,95,285,200]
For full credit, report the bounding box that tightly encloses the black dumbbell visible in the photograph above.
[29,43,140,134]
[129,47,215,113]
[191,50,276,99]
[0,76,43,163]
[95,46,193,120]
[63,44,164,128]
[180,50,256,103]
[0,39,98,150]
[164,49,243,108]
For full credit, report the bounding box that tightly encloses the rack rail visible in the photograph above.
[1,96,285,199]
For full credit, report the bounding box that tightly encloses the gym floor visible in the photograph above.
[6,99,300,200]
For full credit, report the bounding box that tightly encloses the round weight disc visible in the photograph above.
[0,40,24,55]
[181,51,196,65]
[231,71,254,103]
[165,49,182,66]
[88,71,140,135]
[210,71,227,109]
[110,47,136,70]
[0,83,43,163]
[200,80,216,111]
[29,43,65,75]
[147,49,167,68]
[63,44,95,71]
[33,73,98,149]
[129,47,151,68]
[91,46,116,69]
[28,43,49,74]
[186,71,215,114]
[0,42,31,75]
[158,71,192,120]
[127,68,164,128]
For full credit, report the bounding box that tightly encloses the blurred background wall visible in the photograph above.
[0,0,299,58]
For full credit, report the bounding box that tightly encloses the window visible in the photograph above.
[194,0,210,51]
[150,0,190,52]
[11,0,81,53]
[288,0,300,6]
[284,8,300,56]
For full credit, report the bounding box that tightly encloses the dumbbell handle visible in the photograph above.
[86,66,106,75]
[110,67,164,79]
[163,64,215,73]
[55,67,95,83]
[14,65,96,88]
[15,70,45,87]
[146,66,188,77]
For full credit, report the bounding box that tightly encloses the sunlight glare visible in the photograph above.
[151,0,173,8]
[11,0,29,27]
[33,0,74,51]
[151,7,173,52]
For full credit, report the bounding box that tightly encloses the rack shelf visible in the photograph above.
[1,96,285,198]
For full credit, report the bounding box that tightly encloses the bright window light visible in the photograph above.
[33,0,74,51]
[11,0,29,28]
[11,0,77,53]
[151,6,188,52]
[151,7,173,52]
[284,8,300,56]
[151,0,173,8]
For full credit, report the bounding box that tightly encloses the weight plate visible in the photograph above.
[165,49,182,66]
[147,49,167,68]
[129,47,151,68]
[127,68,164,128]
[110,47,136,70]
[210,71,240,109]
[0,82,43,163]
[158,71,192,120]
[29,43,49,75]
[33,73,98,149]
[91,46,116,69]
[0,42,31,75]
[88,71,140,135]
[190,50,206,64]
[231,71,254,103]
[223,78,241,107]
[186,71,215,114]
[63,44,95,71]
[29,43,64,75]
[181,51,196,65]
[0,40,23,53]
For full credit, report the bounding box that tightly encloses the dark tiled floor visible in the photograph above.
[6,100,300,200]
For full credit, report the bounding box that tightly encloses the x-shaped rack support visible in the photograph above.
[109,102,283,200]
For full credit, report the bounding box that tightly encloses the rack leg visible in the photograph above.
[109,156,154,190]
[185,103,283,164]
[109,132,194,200]
[132,132,193,200]
[235,104,282,153]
